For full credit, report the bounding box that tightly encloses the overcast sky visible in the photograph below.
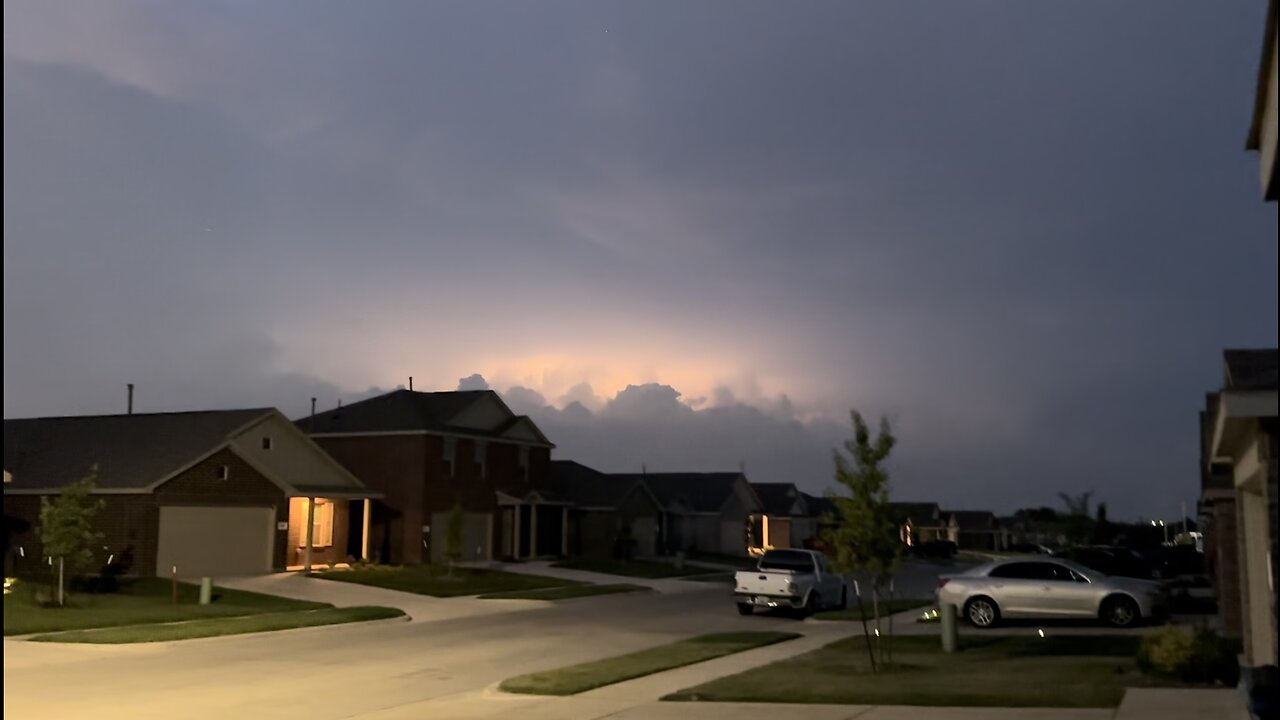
[4,1,1276,520]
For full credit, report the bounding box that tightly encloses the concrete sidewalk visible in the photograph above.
[218,572,539,622]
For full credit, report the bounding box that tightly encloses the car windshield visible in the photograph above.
[758,550,815,572]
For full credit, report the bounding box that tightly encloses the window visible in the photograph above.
[517,445,529,480]
[990,561,1080,581]
[261,436,273,450]
[758,550,815,572]
[310,500,334,547]
[216,465,229,481]
[474,441,487,478]
[443,438,456,476]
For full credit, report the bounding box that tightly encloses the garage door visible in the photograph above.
[428,512,492,563]
[156,506,275,578]
[631,517,657,558]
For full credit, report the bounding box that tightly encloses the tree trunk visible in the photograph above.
[887,580,896,665]
[853,580,877,673]
[57,556,65,607]
[872,585,883,665]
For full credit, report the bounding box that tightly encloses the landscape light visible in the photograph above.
[1038,629,1045,638]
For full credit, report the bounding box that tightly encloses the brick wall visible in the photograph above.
[311,434,427,564]
[3,448,287,577]
[1208,497,1243,636]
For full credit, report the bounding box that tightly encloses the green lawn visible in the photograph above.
[684,572,736,584]
[4,578,328,636]
[315,564,576,597]
[811,598,932,621]
[479,583,650,600]
[31,606,404,643]
[684,552,761,570]
[501,631,800,696]
[663,634,1178,707]
[551,557,709,578]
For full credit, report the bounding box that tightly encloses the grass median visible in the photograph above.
[550,557,711,578]
[31,606,405,643]
[810,597,931,621]
[500,631,800,696]
[479,583,649,600]
[664,634,1178,707]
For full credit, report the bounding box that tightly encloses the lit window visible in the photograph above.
[310,500,334,547]
[475,441,487,478]
[262,437,273,450]
[443,438,456,476]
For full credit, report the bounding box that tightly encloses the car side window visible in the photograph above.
[989,562,1036,579]
[1037,563,1077,582]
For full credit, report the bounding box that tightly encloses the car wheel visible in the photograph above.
[807,592,821,614]
[1101,595,1139,628]
[736,602,754,616]
[965,596,1000,628]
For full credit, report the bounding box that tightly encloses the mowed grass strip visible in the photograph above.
[664,634,1179,708]
[4,579,328,636]
[810,598,931,621]
[31,606,405,644]
[500,631,800,696]
[479,583,650,600]
[550,557,711,578]
[316,565,578,597]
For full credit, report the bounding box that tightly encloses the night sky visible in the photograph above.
[4,1,1277,519]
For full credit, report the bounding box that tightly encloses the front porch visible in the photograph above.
[286,495,377,572]
[497,492,569,559]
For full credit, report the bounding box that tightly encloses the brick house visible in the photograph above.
[620,471,763,557]
[750,482,816,552]
[3,408,376,578]
[546,460,663,558]
[1201,349,1277,683]
[296,389,554,564]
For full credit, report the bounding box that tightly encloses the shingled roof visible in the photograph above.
[541,460,653,508]
[1224,349,1278,391]
[295,389,553,446]
[888,502,942,524]
[751,482,806,516]
[618,471,757,514]
[3,409,273,491]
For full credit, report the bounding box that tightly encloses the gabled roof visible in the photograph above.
[618,471,754,513]
[889,502,942,524]
[295,389,554,447]
[543,460,654,509]
[4,408,273,491]
[751,482,806,516]
[944,510,998,530]
[801,491,837,520]
[1223,349,1278,391]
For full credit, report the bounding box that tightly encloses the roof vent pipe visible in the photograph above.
[127,384,134,415]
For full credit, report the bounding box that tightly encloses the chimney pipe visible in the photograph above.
[127,384,134,415]
[409,376,413,391]
[310,397,317,433]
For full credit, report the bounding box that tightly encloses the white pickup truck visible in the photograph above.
[734,548,847,615]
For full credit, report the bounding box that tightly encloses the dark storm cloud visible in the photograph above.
[4,1,1276,518]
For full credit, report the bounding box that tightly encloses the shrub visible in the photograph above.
[1138,625,1238,685]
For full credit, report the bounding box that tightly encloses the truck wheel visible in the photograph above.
[736,603,753,616]
[806,592,821,615]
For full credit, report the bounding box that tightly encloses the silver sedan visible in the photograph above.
[936,556,1167,628]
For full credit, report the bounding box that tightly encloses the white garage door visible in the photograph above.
[156,506,275,578]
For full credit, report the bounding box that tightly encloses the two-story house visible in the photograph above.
[296,389,554,564]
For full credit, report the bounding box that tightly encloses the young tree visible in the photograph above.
[444,502,465,577]
[822,410,901,669]
[1058,490,1096,544]
[39,465,105,606]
